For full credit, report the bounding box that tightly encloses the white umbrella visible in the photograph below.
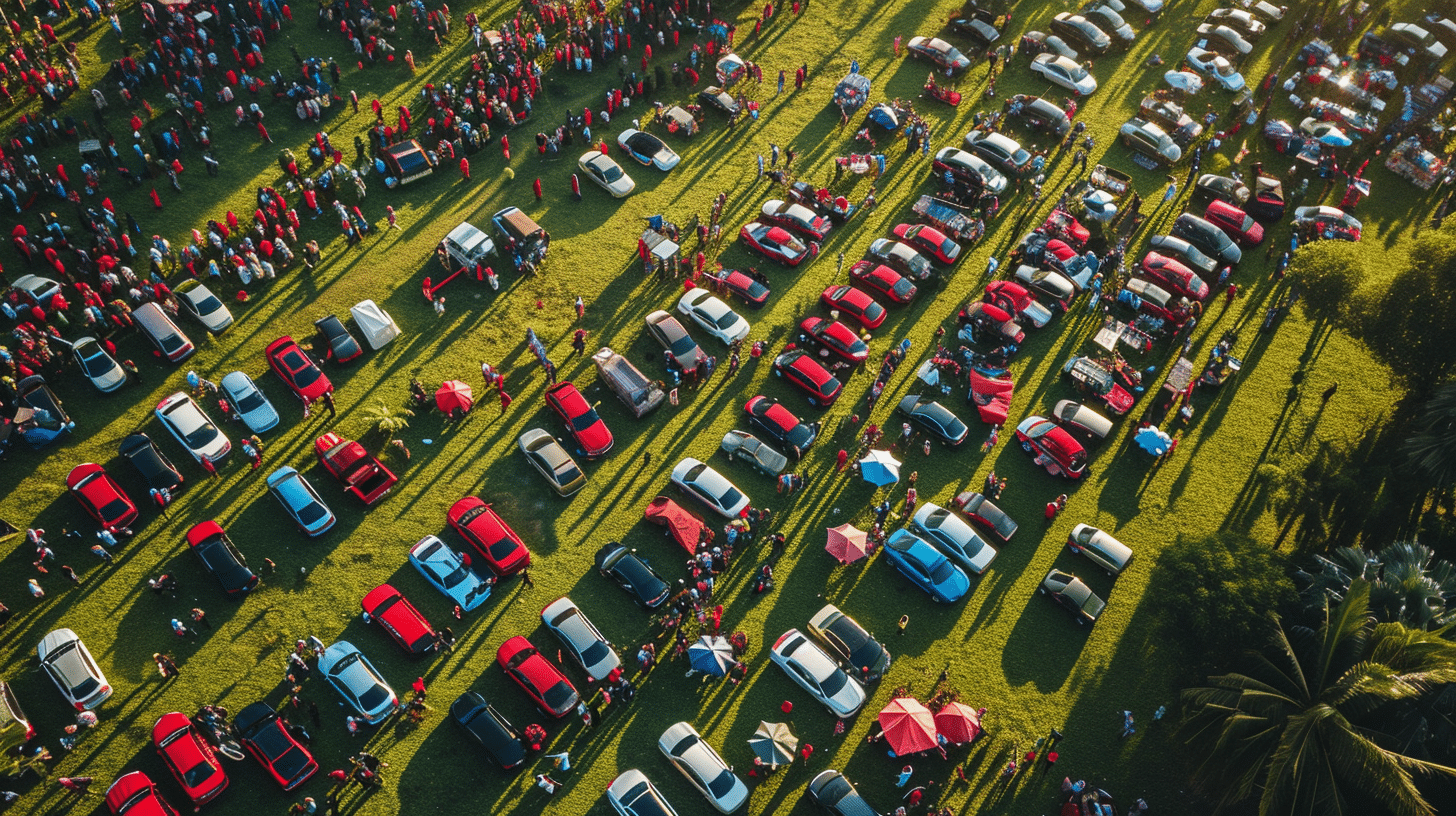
[858,450,901,486]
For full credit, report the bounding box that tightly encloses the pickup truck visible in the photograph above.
[313,432,398,506]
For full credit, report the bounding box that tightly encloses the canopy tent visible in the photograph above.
[825,524,870,564]
[878,697,938,755]
[1134,426,1174,456]
[350,300,400,350]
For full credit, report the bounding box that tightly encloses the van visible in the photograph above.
[442,221,496,270]
[134,302,195,362]
[1067,524,1133,576]
[491,207,549,257]
[592,347,665,418]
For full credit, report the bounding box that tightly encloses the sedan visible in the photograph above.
[950,10,1001,47]
[186,521,258,596]
[1119,118,1182,166]
[808,770,876,816]
[120,433,184,492]
[578,151,636,197]
[545,380,614,459]
[746,396,819,457]
[931,147,1008,195]
[896,395,969,445]
[1030,53,1098,96]
[678,289,750,345]
[450,692,526,770]
[883,529,971,603]
[963,130,1033,178]
[1172,213,1242,265]
[866,238,933,280]
[234,702,317,790]
[773,350,843,407]
[760,200,831,241]
[1149,234,1219,275]
[739,221,819,267]
[1083,6,1136,46]
[697,86,739,115]
[518,428,586,496]
[1204,200,1265,246]
[38,628,111,710]
[646,310,708,370]
[658,722,748,814]
[1051,400,1115,446]
[156,392,231,464]
[806,604,891,680]
[1139,252,1210,300]
[105,772,177,816]
[409,535,494,612]
[152,712,228,806]
[1014,416,1089,479]
[175,280,234,334]
[497,636,579,718]
[361,584,437,655]
[1004,94,1073,137]
[1185,47,1246,91]
[72,336,127,393]
[799,317,869,365]
[1195,23,1253,56]
[616,128,680,171]
[768,629,866,717]
[447,497,531,575]
[608,770,680,816]
[713,268,771,308]
[1050,12,1111,54]
[1207,8,1266,38]
[264,336,332,403]
[906,36,970,73]
[1194,173,1250,206]
[720,430,789,476]
[220,370,280,434]
[542,596,620,681]
[848,262,917,304]
[595,541,671,609]
[820,285,886,330]
[67,463,138,533]
[954,492,1018,543]
[1067,524,1134,576]
[1040,568,1106,624]
[266,467,336,536]
[911,503,998,574]
[314,314,363,363]
[318,642,398,723]
[671,458,751,519]
[892,223,962,264]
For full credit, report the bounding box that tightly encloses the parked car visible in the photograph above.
[1040,569,1106,624]
[1013,265,1077,310]
[450,692,525,770]
[409,535,494,612]
[1021,30,1080,61]
[120,433,184,492]
[1140,96,1203,145]
[234,702,317,790]
[1138,252,1210,300]
[1004,94,1072,137]
[906,36,971,73]
[720,430,789,476]
[578,151,636,197]
[1203,200,1265,246]
[1387,22,1449,60]
[1119,118,1183,166]
[105,771,177,816]
[318,642,397,723]
[866,239,934,281]
[220,371,280,434]
[266,466,336,536]
[760,200,831,241]
[773,350,843,407]
[711,268,772,308]
[806,604,891,680]
[186,521,258,596]
[1083,5,1136,46]
[447,497,530,575]
[949,9,1001,47]
[697,86,740,115]
[152,712,228,806]
[37,628,111,710]
[264,336,332,403]
[542,596,619,681]
[807,770,877,816]
[820,285,886,329]
[678,289,751,345]
[314,432,397,505]
[1195,23,1254,56]
[616,129,680,170]
[72,336,127,393]
[1185,47,1246,91]
[594,541,671,609]
[1148,234,1219,275]
[1030,53,1099,95]
[963,130,1033,178]
[931,147,1009,194]
[658,722,748,813]
[361,585,437,655]
[883,529,972,602]
[745,396,819,457]
[671,457,752,519]
[607,770,680,816]
[518,428,587,496]
[847,262,917,304]
[646,310,708,370]
[896,395,969,445]
[739,221,820,267]
[1067,524,1134,575]
[310,314,361,363]
[952,492,1019,543]
[12,273,62,308]
[66,463,138,533]
[1014,416,1090,478]
[1207,7,1266,38]
[496,636,579,718]
[1172,213,1242,265]
[1050,400,1115,446]
[156,392,231,464]
[545,380,614,459]
[768,629,867,716]
[892,223,962,265]
[798,318,869,366]
[911,503,998,574]
[1050,12,1111,54]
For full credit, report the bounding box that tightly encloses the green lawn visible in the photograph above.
[0,0,1438,814]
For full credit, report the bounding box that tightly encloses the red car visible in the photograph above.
[152,712,228,806]
[361,584,438,655]
[799,317,869,365]
[496,636,580,718]
[892,223,962,264]
[1203,200,1265,247]
[1039,211,1090,248]
[711,268,771,307]
[745,396,818,458]
[848,261,918,304]
[314,432,398,506]
[264,336,332,403]
[820,285,886,330]
[1014,415,1089,479]
[105,772,178,816]
[773,350,843,407]
[544,381,613,459]
[67,463,138,533]
[645,495,713,553]
[447,497,531,575]
[1139,252,1210,301]
[740,221,820,267]
[234,701,317,791]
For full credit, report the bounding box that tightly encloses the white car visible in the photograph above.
[13,274,62,307]
[676,289,750,345]
[658,722,749,813]
[175,280,234,334]
[768,629,866,717]
[155,391,231,463]
[911,503,998,575]
[1237,0,1285,21]
[1185,48,1246,91]
[1164,70,1206,96]
[541,596,619,681]
[318,641,397,724]
[220,371,279,434]
[1030,53,1098,96]
[616,128,681,171]
[578,151,636,198]
[671,458,751,519]
[38,629,112,710]
[1207,8,1266,38]
[607,770,679,816]
[72,336,127,393]
[1195,23,1254,56]
[408,535,494,612]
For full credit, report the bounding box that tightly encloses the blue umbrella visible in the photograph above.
[1134,426,1173,456]
[858,450,901,487]
[688,636,734,677]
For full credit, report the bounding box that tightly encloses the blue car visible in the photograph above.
[265,466,336,537]
[883,529,970,603]
[408,535,494,612]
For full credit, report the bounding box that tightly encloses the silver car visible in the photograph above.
[519,428,587,496]
[1067,524,1133,576]
[220,371,280,434]
[72,336,127,393]
[719,430,788,477]
[37,629,112,710]
[607,769,679,816]
[175,280,234,334]
[156,391,231,463]
[911,503,998,574]
[658,722,748,813]
[318,641,397,724]
[671,458,751,519]
[541,596,619,681]
[768,629,866,717]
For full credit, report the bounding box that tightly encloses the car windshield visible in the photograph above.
[930,559,957,583]
[543,681,575,710]
[195,294,223,314]
[183,756,218,787]
[296,499,326,524]
[708,769,736,797]
[183,419,219,449]
[281,351,320,387]
[666,333,696,357]
[713,310,741,330]
[717,485,745,508]
[357,684,389,711]
[580,639,610,666]
[236,388,266,413]
[569,410,601,432]
[78,346,110,376]
[818,665,847,697]
[601,163,623,182]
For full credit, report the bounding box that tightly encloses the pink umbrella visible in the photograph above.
[825,524,870,564]
[934,702,984,745]
[878,697,938,755]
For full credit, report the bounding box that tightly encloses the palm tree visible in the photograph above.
[360,399,413,439]
[1402,382,1456,490]
[1295,542,1456,631]
[1181,581,1456,816]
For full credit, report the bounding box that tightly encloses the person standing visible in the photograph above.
[520,569,535,589]
[201,456,219,480]
[323,391,336,418]
[499,389,513,414]
[896,765,914,787]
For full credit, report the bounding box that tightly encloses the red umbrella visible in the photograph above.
[825,524,870,564]
[435,380,474,414]
[877,697,937,755]
[933,702,983,745]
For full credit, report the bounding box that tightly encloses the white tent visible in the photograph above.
[350,300,400,350]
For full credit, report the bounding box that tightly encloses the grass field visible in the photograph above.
[0,0,1441,814]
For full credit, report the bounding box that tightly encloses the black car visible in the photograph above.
[595,542,670,609]
[314,314,363,363]
[1049,12,1111,55]
[950,9,1001,47]
[807,604,891,680]
[1004,94,1071,137]
[955,492,1019,543]
[1192,174,1250,207]
[1081,6,1135,47]
[186,521,258,597]
[896,395,969,446]
[120,433,184,492]
[1040,568,1106,625]
[1171,213,1242,266]
[697,86,740,116]
[807,770,878,816]
[450,691,526,770]
[745,396,819,458]
[234,702,318,790]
